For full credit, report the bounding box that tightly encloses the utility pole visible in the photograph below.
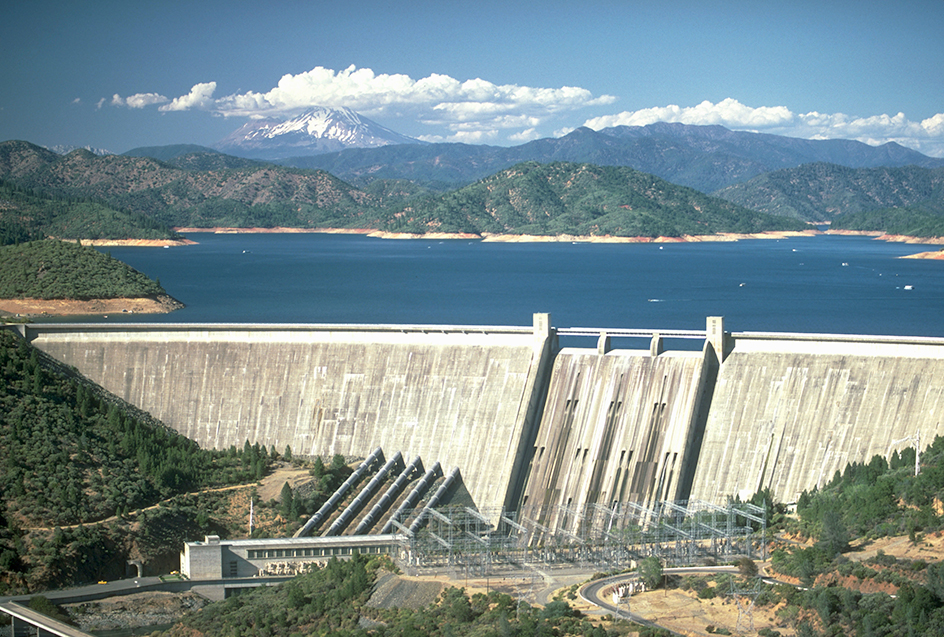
[889,430,922,476]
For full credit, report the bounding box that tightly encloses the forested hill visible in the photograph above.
[383,161,810,237]
[713,163,944,224]
[830,206,944,238]
[0,179,178,242]
[0,140,378,231]
[0,239,174,301]
[0,140,807,238]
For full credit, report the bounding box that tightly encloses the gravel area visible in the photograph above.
[366,573,445,610]
[63,591,208,633]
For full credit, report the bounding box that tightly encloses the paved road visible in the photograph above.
[0,574,294,606]
[579,566,739,634]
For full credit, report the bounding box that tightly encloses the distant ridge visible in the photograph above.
[284,123,944,193]
[123,144,266,171]
[123,144,221,161]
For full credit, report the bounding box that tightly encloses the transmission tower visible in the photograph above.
[729,577,763,633]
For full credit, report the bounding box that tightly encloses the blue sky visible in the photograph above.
[3,0,943,156]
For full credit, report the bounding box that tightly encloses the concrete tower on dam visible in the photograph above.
[13,315,944,533]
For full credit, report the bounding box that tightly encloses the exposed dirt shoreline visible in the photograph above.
[826,229,944,259]
[63,238,198,247]
[174,226,821,243]
[172,226,944,258]
[88,227,944,257]
[0,294,184,318]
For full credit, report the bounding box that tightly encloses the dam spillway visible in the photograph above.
[520,343,710,531]
[14,315,944,525]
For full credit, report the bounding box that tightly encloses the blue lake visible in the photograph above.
[88,232,944,338]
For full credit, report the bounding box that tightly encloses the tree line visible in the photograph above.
[0,239,167,299]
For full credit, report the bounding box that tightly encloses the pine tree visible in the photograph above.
[280,482,294,519]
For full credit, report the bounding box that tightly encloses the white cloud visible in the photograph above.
[509,128,541,143]
[583,99,794,129]
[206,66,612,119]
[159,82,216,112]
[111,92,169,108]
[126,65,614,143]
[584,99,944,157]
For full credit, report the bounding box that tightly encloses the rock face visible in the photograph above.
[215,107,423,159]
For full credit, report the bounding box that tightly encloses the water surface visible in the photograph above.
[88,233,943,337]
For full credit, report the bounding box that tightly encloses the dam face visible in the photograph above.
[17,316,944,521]
[688,333,944,505]
[23,319,555,514]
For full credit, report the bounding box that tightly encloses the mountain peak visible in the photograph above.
[214,106,423,160]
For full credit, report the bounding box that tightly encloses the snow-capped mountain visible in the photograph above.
[214,106,423,159]
[45,144,112,156]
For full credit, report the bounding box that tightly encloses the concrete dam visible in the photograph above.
[14,314,944,536]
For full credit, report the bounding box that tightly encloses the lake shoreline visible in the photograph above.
[0,294,184,319]
[75,227,944,253]
[172,226,821,243]
[71,227,944,261]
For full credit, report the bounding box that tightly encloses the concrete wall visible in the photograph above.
[181,535,222,580]
[20,319,944,519]
[689,332,944,505]
[520,345,710,533]
[25,319,554,514]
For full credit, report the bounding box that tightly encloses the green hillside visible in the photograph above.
[0,142,376,230]
[0,179,178,242]
[830,205,944,237]
[713,162,944,223]
[382,161,810,237]
[0,239,168,300]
